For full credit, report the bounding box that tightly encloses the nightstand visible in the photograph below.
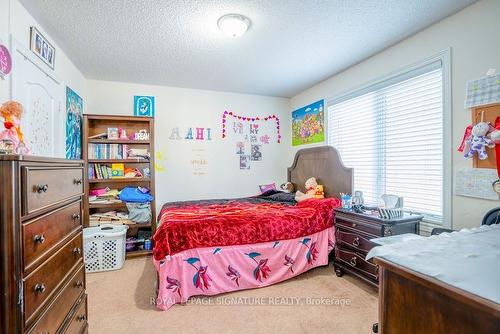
[333,208,423,287]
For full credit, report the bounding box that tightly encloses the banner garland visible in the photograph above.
[221,111,281,143]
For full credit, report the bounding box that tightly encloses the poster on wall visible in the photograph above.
[292,100,325,146]
[134,95,155,117]
[65,86,83,159]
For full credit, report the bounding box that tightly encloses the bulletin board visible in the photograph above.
[472,103,500,168]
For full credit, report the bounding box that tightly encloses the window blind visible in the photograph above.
[328,61,444,223]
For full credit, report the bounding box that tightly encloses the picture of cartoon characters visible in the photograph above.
[292,100,325,146]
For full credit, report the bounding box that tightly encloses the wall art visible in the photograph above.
[221,111,281,143]
[240,155,250,169]
[169,127,212,141]
[251,144,262,161]
[30,27,55,70]
[236,141,245,154]
[134,95,155,117]
[65,86,83,159]
[292,100,325,146]
[191,148,209,176]
[0,43,12,78]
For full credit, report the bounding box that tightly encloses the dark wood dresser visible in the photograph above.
[0,155,88,334]
[333,208,422,287]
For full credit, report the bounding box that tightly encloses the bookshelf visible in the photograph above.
[83,114,156,259]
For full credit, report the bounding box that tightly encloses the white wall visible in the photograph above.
[86,80,291,212]
[290,0,500,230]
[0,0,86,111]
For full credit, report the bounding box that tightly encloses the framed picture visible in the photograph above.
[292,100,325,146]
[30,27,55,69]
[65,87,83,159]
[134,96,155,117]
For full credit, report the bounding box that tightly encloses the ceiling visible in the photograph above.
[19,0,475,97]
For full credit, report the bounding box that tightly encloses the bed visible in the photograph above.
[152,146,353,310]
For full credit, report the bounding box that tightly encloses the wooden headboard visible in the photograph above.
[287,146,353,199]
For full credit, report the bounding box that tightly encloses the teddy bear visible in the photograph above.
[0,101,30,154]
[463,122,494,160]
[295,177,322,202]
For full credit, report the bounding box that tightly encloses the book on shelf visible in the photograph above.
[88,143,128,159]
[111,163,125,177]
[89,163,118,180]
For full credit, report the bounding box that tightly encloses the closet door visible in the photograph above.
[10,38,64,157]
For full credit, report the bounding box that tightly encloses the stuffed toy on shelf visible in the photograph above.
[0,100,30,154]
[462,121,494,160]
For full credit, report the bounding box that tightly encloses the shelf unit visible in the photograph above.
[83,114,156,259]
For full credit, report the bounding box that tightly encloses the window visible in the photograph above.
[328,52,450,224]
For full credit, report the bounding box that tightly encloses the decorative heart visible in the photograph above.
[253,124,259,129]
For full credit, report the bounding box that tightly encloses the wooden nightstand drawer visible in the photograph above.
[23,201,82,273]
[336,228,376,254]
[335,215,382,237]
[335,246,378,280]
[22,166,84,217]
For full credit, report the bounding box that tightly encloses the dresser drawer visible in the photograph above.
[335,247,378,280]
[336,228,376,254]
[63,295,88,334]
[28,265,85,334]
[22,166,83,216]
[23,201,82,273]
[24,233,83,324]
[335,216,383,237]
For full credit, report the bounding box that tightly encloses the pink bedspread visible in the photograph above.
[153,227,335,311]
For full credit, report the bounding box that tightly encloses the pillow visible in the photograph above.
[259,183,276,194]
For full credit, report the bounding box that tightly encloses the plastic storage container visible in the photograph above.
[83,224,128,273]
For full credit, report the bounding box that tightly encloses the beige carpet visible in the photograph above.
[86,257,378,334]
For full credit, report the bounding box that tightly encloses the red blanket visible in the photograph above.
[153,198,341,260]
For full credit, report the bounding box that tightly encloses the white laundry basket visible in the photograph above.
[83,224,128,273]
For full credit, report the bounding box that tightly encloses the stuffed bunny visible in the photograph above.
[464,122,494,160]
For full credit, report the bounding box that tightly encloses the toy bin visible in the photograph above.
[83,224,128,273]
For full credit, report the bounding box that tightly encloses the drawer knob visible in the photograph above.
[75,281,84,288]
[74,178,83,185]
[352,237,360,247]
[73,247,82,255]
[35,184,49,193]
[77,314,87,322]
[352,223,357,228]
[349,256,357,267]
[34,283,46,294]
[72,213,81,221]
[33,234,46,244]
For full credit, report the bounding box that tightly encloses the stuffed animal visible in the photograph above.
[280,182,295,193]
[295,177,324,202]
[0,101,30,154]
[314,185,324,199]
[464,122,494,160]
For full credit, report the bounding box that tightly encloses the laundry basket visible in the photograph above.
[83,224,128,273]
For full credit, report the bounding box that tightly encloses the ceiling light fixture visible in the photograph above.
[217,14,251,38]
